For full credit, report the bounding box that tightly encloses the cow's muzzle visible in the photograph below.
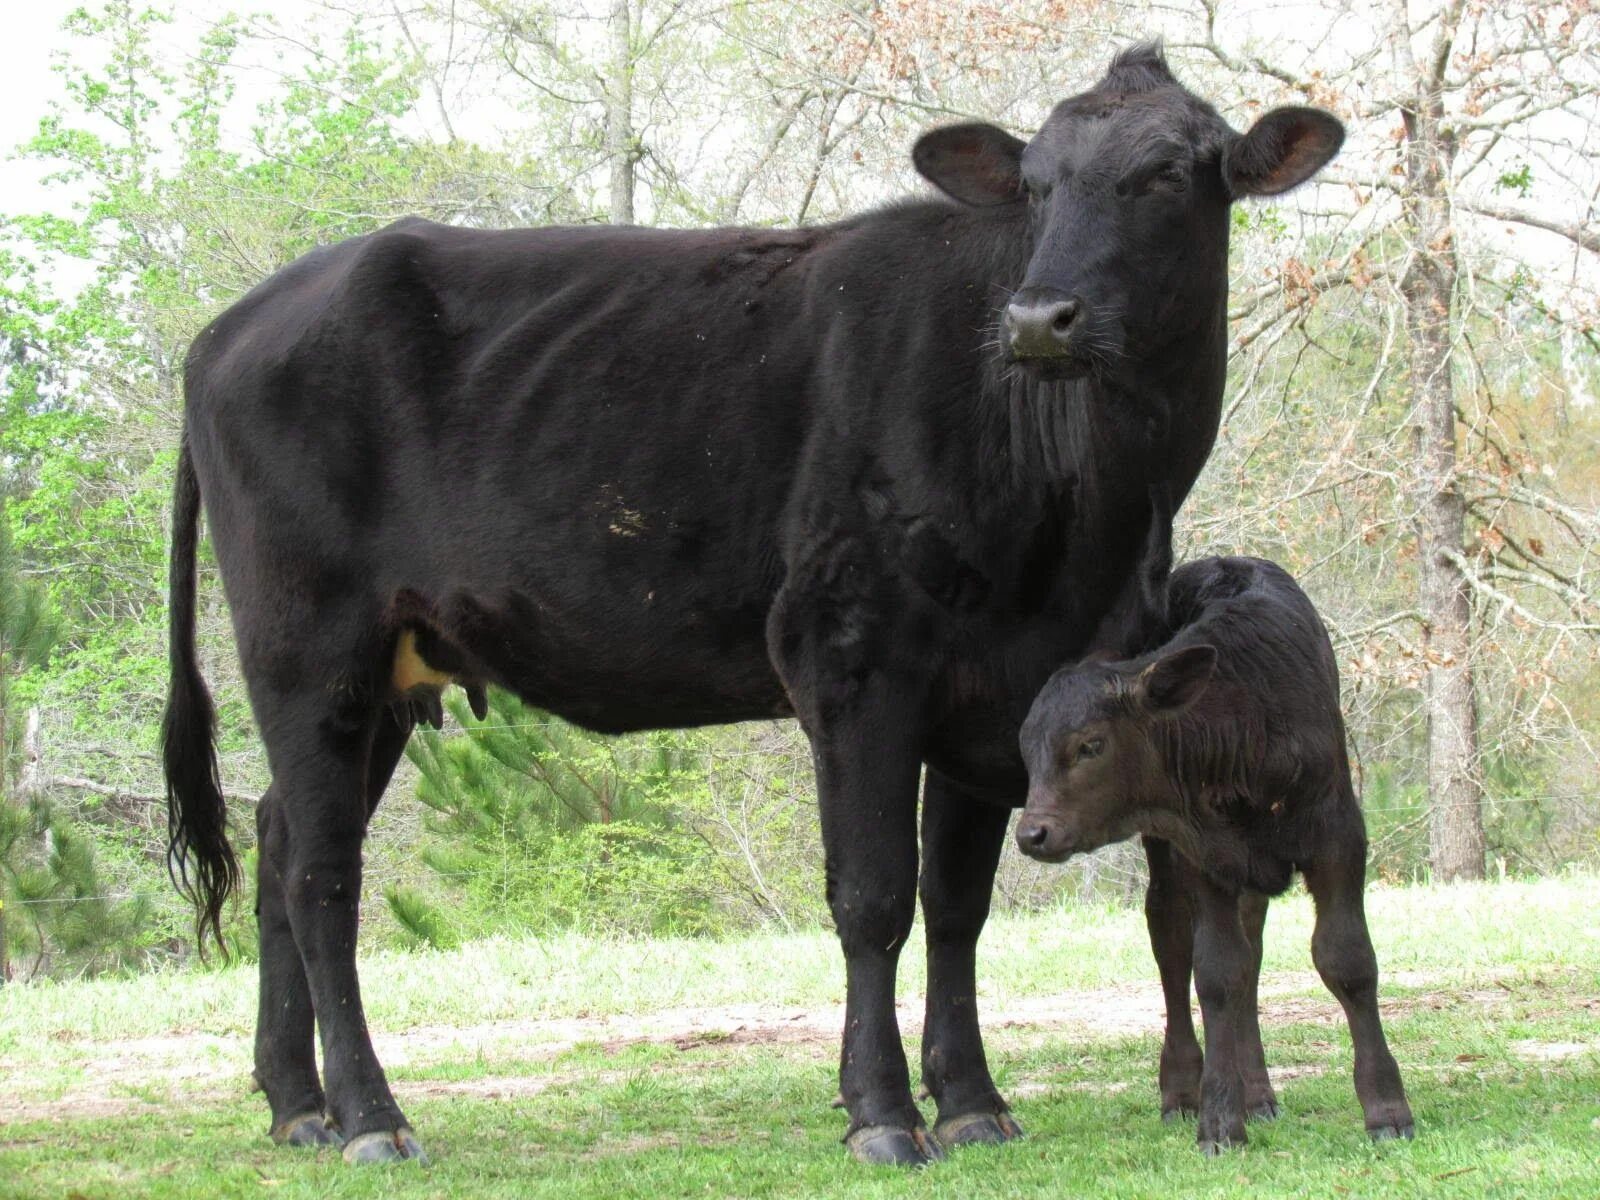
[1003,287,1085,365]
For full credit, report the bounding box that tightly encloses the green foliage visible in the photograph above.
[399,690,720,939]
[3,489,149,977]
[383,883,458,951]
[1495,161,1534,197]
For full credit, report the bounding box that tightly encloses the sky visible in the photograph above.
[2,1,82,214]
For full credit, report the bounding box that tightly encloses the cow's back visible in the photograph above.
[180,212,1018,732]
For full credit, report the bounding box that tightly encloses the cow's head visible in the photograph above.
[1014,643,1216,861]
[913,42,1343,382]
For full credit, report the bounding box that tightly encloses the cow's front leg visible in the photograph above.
[771,593,935,1164]
[919,773,1022,1150]
[815,699,932,1164]
[1192,876,1252,1153]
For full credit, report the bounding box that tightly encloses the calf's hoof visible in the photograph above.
[270,1111,342,1149]
[1161,1102,1198,1124]
[342,1127,427,1165]
[1368,1120,1415,1143]
[1248,1098,1281,1122]
[845,1124,944,1166]
[933,1110,1024,1150]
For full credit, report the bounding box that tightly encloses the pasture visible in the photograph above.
[3,875,1597,1199]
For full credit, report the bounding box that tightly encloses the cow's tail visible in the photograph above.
[161,433,239,958]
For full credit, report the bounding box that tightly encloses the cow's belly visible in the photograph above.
[389,566,791,734]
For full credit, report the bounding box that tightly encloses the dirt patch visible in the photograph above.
[2,965,1574,1126]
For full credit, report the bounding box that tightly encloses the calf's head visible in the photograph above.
[914,43,1343,381]
[1016,644,1216,861]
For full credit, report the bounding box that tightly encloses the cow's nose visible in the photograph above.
[1004,293,1081,359]
[1015,817,1053,853]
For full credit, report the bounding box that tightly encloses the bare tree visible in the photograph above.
[1154,0,1600,880]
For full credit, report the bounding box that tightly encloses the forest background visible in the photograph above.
[1,0,1596,979]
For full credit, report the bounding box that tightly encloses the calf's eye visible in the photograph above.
[1075,737,1105,762]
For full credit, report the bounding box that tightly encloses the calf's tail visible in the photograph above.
[160,434,240,956]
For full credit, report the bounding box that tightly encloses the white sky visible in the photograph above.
[1,1,81,213]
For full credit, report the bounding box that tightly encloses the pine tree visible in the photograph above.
[1,493,147,979]
[392,688,716,943]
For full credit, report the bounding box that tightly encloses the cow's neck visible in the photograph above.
[988,331,1225,514]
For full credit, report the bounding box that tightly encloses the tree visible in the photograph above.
[394,689,718,940]
[2,490,149,978]
[1166,0,1600,881]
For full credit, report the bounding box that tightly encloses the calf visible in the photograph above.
[1017,538,1413,1151]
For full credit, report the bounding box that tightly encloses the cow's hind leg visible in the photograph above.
[1303,803,1413,1141]
[919,774,1022,1151]
[1143,837,1203,1121]
[1237,891,1278,1120]
[253,703,416,1152]
[254,784,338,1149]
[253,669,423,1165]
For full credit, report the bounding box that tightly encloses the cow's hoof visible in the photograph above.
[1248,1098,1281,1122]
[1196,1115,1247,1155]
[1161,1103,1198,1124]
[342,1128,427,1165]
[845,1124,944,1166]
[1369,1121,1415,1142]
[270,1111,342,1148]
[933,1110,1024,1149]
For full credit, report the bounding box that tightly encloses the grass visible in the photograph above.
[3,874,1599,1198]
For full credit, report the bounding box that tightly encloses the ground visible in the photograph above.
[2,875,1598,1198]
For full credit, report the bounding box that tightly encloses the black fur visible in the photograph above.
[1019,550,1414,1148]
[165,47,1343,1161]
[161,433,239,956]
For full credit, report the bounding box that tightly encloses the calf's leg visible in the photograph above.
[1143,837,1203,1121]
[1303,808,1414,1141]
[919,774,1022,1149]
[1191,877,1253,1152]
[1237,891,1278,1120]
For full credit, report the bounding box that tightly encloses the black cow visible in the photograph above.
[1016,506,1415,1152]
[162,44,1342,1166]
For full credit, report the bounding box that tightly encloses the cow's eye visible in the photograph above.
[1075,737,1105,763]
[1156,164,1188,190]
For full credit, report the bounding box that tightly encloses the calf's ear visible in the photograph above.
[1136,644,1217,717]
[1223,106,1344,198]
[914,123,1027,207]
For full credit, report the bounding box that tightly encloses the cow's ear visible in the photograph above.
[913,123,1027,207]
[1223,107,1344,198]
[1135,645,1216,717]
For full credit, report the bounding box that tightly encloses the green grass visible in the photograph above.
[3,875,1599,1198]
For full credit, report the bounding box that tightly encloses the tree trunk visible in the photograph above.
[604,0,635,225]
[1400,60,1485,882]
